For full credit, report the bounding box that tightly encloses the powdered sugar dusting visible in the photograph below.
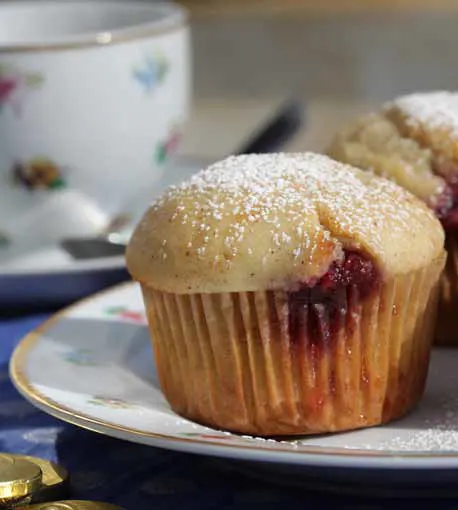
[372,429,458,452]
[128,152,443,292]
[151,153,425,269]
[389,91,458,138]
[348,394,458,452]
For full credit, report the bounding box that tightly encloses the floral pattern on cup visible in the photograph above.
[155,124,182,165]
[12,158,67,191]
[62,349,99,366]
[133,52,169,94]
[0,64,43,116]
[88,396,137,409]
[105,306,147,324]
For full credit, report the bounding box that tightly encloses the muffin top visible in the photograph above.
[328,91,458,209]
[126,153,444,294]
[386,91,458,180]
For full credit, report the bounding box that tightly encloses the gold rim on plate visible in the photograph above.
[8,282,458,463]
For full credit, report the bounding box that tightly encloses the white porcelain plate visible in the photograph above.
[10,282,458,479]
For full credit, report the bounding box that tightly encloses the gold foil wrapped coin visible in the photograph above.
[0,453,42,507]
[18,501,126,510]
[13,455,69,502]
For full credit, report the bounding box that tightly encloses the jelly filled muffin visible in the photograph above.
[126,153,445,436]
[328,91,458,345]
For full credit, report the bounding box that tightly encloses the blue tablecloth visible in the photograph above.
[0,313,455,509]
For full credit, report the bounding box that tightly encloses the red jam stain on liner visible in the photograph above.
[434,187,452,224]
[432,160,458,229]
[287,251,380,349]
[435,183,458,229]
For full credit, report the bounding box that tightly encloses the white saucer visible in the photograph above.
[10,281,458,478]
[0,249,128,309]
[0,159,201,308]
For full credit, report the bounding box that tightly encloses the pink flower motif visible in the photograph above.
[165,130,181,154]
[0,77,18,104]
[0,65,43,115]
[105,306,147,325]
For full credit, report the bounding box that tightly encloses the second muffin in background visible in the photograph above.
[328,91,458,345]
[127,153,445,436]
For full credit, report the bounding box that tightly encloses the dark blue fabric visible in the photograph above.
[0,315,457,509]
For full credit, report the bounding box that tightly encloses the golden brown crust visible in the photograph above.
[126,153,444,294]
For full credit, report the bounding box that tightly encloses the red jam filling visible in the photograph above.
[431,159,458,230]
[287,251,379,346]
[434,182,458,229]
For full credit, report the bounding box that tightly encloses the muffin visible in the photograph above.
[328,91,458,345]
[126,153,445,436]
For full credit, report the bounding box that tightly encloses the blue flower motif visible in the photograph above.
[133,53,169,93]
[62,349,99,366]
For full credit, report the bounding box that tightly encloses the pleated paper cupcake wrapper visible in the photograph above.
[436,231,458,345]
[141,259,443,437]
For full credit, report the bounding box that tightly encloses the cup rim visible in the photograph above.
[0,0,187,53]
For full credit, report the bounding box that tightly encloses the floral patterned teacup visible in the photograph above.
[0,1,190,255]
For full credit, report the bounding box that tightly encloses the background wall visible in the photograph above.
[180,1,458,104]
